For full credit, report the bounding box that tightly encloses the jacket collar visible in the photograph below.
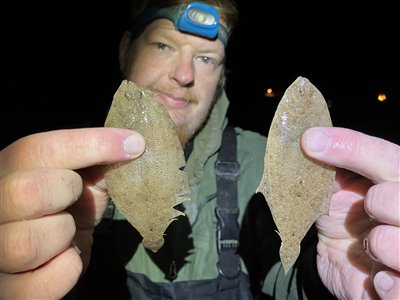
[185,89,229,187]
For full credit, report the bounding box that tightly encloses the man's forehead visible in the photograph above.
[144,19,226,52]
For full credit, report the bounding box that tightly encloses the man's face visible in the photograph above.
[121,19,225,145]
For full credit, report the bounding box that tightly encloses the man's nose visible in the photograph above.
[169,55,195,87]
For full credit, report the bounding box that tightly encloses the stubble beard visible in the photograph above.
[174,104,212,148]
[145,85,216,148]
[149,86,202,147]
[175,125,194,148]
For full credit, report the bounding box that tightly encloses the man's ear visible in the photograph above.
[119,31,132,75]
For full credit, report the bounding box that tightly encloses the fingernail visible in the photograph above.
[375,271,394,293]
[304,128,332,153]
[70,240,82,255]
[363,237,380,262]
[123,134,143,156]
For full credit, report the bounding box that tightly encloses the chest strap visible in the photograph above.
[215,126,241,280]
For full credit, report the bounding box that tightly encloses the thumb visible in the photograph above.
[301,127,399,183]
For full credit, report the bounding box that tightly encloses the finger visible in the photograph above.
[0,168,82,223]
[333,168,373,194]
[1,127,145,176]
[366,225,400,271]
[301,127,399,183]
[365,182,400,226]
[0,246,82,299]
[0,212,76,273]
[374,271,400,300]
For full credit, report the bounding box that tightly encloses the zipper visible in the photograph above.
[167,260,177,281]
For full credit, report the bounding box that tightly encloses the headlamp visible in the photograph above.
[133,2,229,46]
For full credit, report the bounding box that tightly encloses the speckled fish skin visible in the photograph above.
[104,80,190,252]
[256,76,336,274]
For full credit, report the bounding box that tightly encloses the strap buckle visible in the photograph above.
[215,160,240,178]
[215,207,240,255]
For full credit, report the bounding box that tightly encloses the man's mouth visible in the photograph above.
[158,93,190,109]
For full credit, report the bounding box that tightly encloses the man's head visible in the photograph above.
[119,0,238,145]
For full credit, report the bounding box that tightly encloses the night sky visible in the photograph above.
[3,1,399,149]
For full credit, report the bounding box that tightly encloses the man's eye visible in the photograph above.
[197,56,215,65]
[157,43,168,50]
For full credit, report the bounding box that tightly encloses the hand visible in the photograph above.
[0,128,144,299]
[302,127,399,300]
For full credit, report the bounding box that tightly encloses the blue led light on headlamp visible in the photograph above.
[133,2,229,46]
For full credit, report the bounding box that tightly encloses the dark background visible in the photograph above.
[3,1,399,149]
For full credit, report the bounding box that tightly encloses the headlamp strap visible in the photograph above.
[133,2,228,46]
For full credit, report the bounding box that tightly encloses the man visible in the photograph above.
[1,0,399,299]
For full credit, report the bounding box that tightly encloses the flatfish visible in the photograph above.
[256,76,336,274]
[104,80,190,252]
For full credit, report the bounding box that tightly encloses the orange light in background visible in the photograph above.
[377,92,387,102]
[264,88,278,98]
